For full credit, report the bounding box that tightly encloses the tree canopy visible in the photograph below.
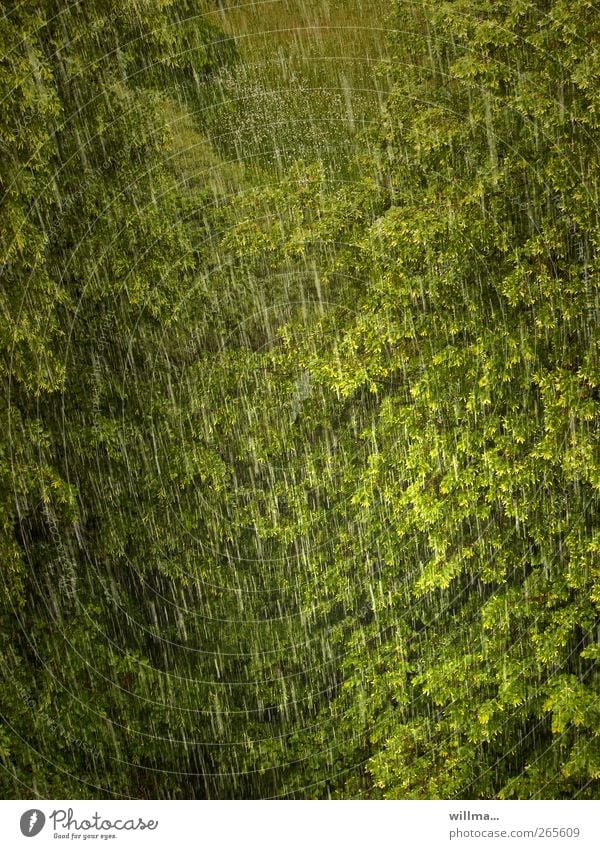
[0,0,598,799]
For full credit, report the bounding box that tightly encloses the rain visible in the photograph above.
[0,0,598,803]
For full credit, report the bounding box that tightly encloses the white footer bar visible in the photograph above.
[0,800,598,849]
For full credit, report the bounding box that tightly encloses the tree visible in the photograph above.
[0,0,237,798]
[218,0,600,797]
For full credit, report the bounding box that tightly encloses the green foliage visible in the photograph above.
[1,0,598,801]
[211,0,600,798]
[0,0,238,798]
